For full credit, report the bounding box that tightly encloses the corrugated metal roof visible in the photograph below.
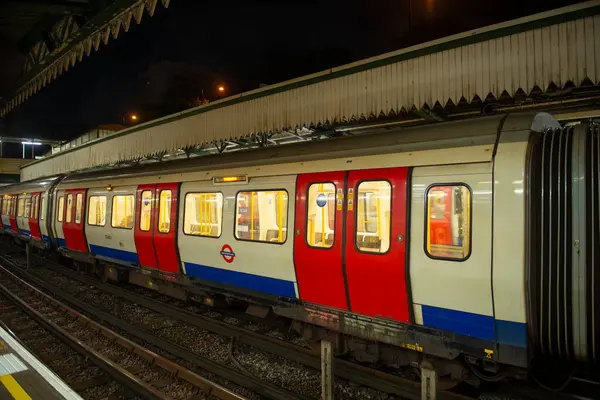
[20,0,600,181]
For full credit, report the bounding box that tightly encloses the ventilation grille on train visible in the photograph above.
[527,123,599,364]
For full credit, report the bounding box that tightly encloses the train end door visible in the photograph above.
[63,189,88,253]
[135,184,159,270]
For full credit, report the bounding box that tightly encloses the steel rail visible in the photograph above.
[1,243,473,400]
[0,263,252,400]
[0,254,313,400]
[46,260,432,398]
[0,267,250,400]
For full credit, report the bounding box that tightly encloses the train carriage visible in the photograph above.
[1,112,598,387]
[0,176,62,247]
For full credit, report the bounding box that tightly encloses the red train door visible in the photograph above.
[134,184,159,270]
[344,168,409,322]
[9,196,17,231]
[134,183,180,274]
[29,193,42,240]
[154,183,180,274]
[294,172,349,310]
[294,168,410,323]
[63,189,88,253]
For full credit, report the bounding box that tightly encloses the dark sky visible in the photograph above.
[0,0,586,144]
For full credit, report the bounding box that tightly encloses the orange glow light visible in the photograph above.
[130,114,138,121]
[218,85,225,92]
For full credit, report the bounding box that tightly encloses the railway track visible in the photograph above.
[0,262,247,400]
[0,241,474,400]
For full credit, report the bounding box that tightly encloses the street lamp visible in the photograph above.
[130,114,138,121]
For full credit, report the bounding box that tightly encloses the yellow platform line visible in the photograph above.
[0,374,32,400]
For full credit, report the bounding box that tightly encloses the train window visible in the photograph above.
[425,184,471,261]
[66,194,73,223]
[1,198,6,215]
[75,193,83,224]
[111,195,134,229]
[184,192,223,237]
[88,196,107,226]
[17,198,24,217]
[139,190,152,232]
[158,190,172,233]
[41,196,46,220]
[235,190,288,243]
[306,183,336,248]
[57,196,65,222]
[10,197,16,217]
[355,181,392,253]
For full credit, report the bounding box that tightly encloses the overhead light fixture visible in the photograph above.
[22,141,42,145]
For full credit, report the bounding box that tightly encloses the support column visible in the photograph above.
[321,340,334,400]
[421,360,437,400]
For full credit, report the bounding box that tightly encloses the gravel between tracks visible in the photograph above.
[28,265,403,400]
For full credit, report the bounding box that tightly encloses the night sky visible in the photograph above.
[0,0,586,147]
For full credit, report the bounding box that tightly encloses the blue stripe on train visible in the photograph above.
[89,244,139,265]
[421,305,526,347]
[56,237,66,248]
[184,262,296,298]
[19,229,31,236]
[42,234,50,244]
[3,225,11,231]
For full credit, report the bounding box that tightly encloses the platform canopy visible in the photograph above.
[20,0,600,181]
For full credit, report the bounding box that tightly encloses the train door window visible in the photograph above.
[1,198,6,215]
[158,190,172,233]
[306,183,336,248]
[57,196,65,222]
[139,190,152,231]
[112,195,134,229]
[355,181,391,253]
[184,192,223,237]
[32,196,38,219]
[425,184,471,261]
[65,194,73,223]
[88,196,107,226]
[75,193,83,224]
[24,198,31,218]
[235,190,288,243]
[41,196,46,220]
[17,198,24,217]
[11,197,16,217]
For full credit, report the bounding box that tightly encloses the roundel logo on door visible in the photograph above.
[220,244,235,263]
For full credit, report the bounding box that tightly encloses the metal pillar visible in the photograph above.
[421,360,437,400]
[321,340,334,400]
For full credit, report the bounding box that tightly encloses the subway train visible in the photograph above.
[0,112,598,386]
